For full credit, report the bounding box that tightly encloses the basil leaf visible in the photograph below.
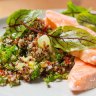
[4,9,42,39]
[62,1,89,17]
[76,12,96,32]
[50,26,96,52]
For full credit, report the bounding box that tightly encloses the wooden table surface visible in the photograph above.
[0,0,96,18]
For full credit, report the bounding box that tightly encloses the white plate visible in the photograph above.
[0,11,96,96]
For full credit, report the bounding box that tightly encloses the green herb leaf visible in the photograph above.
[44,73,61,84]
[62,1,89,17]
[0,76,7,86]
[31,65,40,80]
[76,12,96,32]
[49,26,96,52]
[0,45,19,64]
[44,73,68,84]
[4,9,42,39]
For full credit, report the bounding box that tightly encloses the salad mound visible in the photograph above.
[0,2,96,87]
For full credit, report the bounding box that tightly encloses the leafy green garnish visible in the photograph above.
[4,63,15,70]
[0,45,19,64]
[44,73,60,84]
[56,52,64,62]
[76,12,96,32]
[49,26,96,52]
[4,9,42,39]
[31,65,40,80]
[0,76,7,86]
[44,73,68,84]
[62,1,89,17]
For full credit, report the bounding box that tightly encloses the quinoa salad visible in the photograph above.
[1,2,96,87]
[0,10,74,87]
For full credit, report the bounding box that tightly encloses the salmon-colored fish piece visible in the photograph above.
[45,10,96,65]
[45,10,96,91]
[45,10,78,29]
[71,49,96,65]
[45,10,96,36]
[68,58,96,91]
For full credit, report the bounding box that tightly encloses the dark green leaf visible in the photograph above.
[62,1,89,17]
[4,9,42,39]
[76,12,96,32]
[49,26,63,36]
[49,26,96,52]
